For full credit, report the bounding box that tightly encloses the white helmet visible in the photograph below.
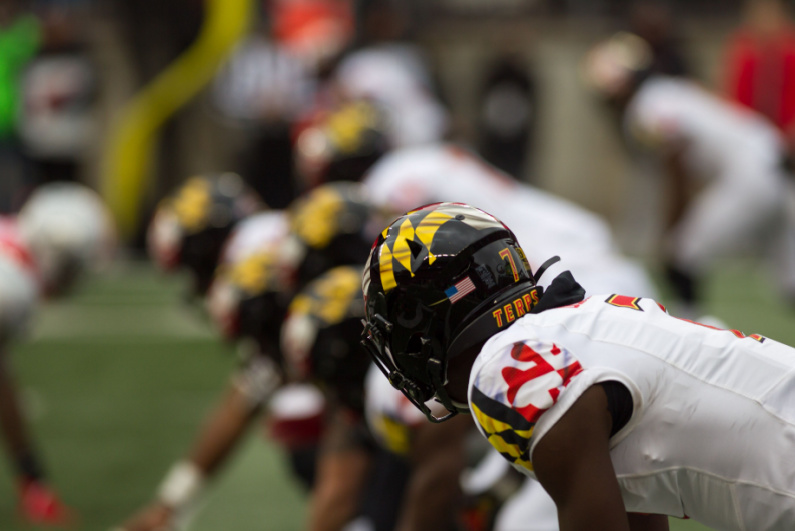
[581,32,653,98]
[17,182,116,295]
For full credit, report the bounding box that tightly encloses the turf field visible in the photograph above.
[0,258,790,530]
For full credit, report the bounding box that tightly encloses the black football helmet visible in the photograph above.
[281,265,370,415]
[206,212,305,361]
[288,181,380,286]
[147,173,263,295]
[361,203,544,422]
[294,99,390,186]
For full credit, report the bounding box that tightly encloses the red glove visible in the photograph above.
[18,479,77,527]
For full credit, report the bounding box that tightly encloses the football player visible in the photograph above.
[361,143,658,299]
[363,202,795,531]
[0,218,72,527]
[280,265,383,531]
[293,98,391,189]
[147,172,264,298]
[295,97,657,300]
[118,182,379,531]
[583,31,795,316]
[284,265,508,531]
[0,181,115,526]
[122,175,280,531]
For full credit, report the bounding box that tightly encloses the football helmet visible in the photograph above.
[294,99,389,186]
[147,173,262,296]
[361,203,543,422]
[288,181,380,286]
[581,32,653,99]
[17,182,116,296]
[281,265,370,414]
[206,211,304,358]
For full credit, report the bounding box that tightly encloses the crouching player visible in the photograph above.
[363,202,795,531]
[1,181,115,526]
[119,180,379,530]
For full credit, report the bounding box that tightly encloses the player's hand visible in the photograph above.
[18,479,78,528]
[114,502,176,531]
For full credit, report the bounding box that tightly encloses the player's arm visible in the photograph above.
[533,384,668,531]
[307,407,372,531]
[394,413,472,531]
[119,357,280,531]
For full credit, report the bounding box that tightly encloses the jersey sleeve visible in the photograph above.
[468,340,584,474]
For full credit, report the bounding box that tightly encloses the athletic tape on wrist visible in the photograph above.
[157,461,205,509]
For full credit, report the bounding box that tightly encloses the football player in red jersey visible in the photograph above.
[363,202,795,531]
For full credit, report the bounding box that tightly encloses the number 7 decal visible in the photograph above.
[500,248,519,282]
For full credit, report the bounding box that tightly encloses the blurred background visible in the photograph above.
[0,0,792,529]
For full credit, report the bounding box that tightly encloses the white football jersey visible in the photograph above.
[469,294,795,530]
[365,360,562,530]
[362,144,657,297]
[625,76,784,181]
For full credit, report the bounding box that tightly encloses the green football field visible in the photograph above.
[0,258,790,530]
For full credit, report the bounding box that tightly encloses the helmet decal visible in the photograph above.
[378,203,503,292]
[499,248,520,282]
[379,209,453,291]
[290,186,344,249]
[224,251,280,296]
[288,266,361,326]
[445,276,476,304]
[172,176,212,234]
[324,101,381,155]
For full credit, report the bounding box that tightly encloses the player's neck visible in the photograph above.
[444,343,484,403]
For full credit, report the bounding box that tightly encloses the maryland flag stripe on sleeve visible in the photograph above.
[471,386,535,471]
[470,340,584,473]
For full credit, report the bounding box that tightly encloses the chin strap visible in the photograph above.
[532,255,561,284]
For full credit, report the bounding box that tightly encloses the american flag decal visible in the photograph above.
[446,277,476,303]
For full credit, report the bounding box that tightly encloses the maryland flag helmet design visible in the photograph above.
[147,173,263,295]
[361,203,540,422]
[288,182,379,286]
[281,265,370,414]
[295,99,389,186]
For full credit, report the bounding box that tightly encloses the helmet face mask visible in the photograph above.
[362,203,540,422]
